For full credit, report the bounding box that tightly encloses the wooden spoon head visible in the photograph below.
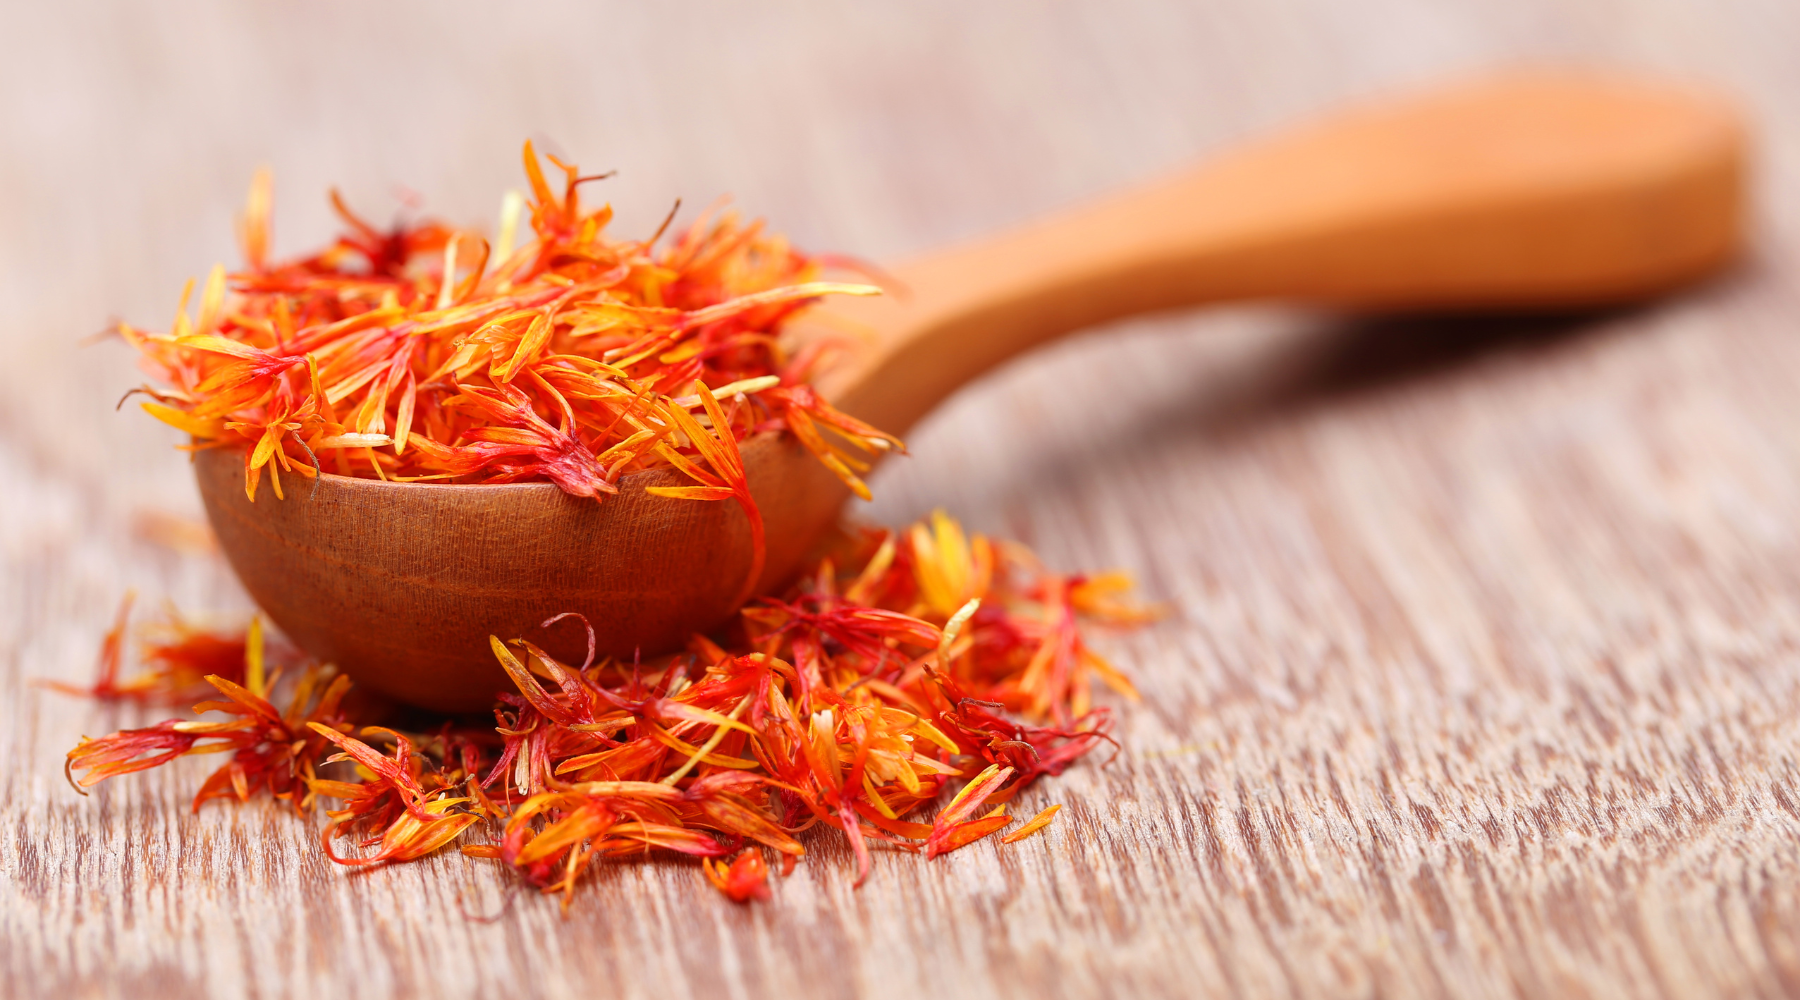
[195,434,846,712]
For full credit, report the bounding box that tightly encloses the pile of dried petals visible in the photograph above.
[77,154,1155,905]
[121,142,900,593]
[64,513,1151,905]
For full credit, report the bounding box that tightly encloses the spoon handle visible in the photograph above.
[819,72,1743,437]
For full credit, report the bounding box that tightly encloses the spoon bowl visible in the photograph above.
[197,71,1745,710]
[196,433,834,711]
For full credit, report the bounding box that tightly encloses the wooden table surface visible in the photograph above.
[6,2,1800,998]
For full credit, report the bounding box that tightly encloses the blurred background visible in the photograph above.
[2,0,1790,531]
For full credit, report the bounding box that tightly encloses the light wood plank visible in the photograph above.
[5,2,1800,998]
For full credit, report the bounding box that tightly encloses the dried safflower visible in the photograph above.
[923,763,1014,859]
[65,618,351,812]
[43,597,264,706]
[1000,803,1061,844]
[64,141,1166,908]
[64,499,1145,904]
[119,143,895,587]
[40,594,136,701]
[704,851,772,903]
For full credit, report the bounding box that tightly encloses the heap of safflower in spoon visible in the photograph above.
[122,142,897,597]
[63,513,1151,905]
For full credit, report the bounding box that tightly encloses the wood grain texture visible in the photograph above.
[5,2,1800,998]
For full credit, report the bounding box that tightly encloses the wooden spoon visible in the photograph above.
[194,71,1744,711]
